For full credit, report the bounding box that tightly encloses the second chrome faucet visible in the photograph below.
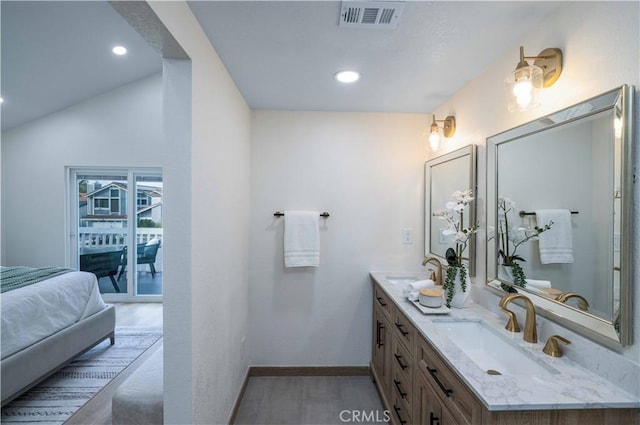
[499,293,537,343]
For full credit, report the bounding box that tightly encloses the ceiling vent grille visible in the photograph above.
[339,1,404,29]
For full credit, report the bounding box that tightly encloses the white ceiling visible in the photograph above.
[1,1,561,132]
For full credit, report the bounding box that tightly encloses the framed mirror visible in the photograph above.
[425,145,477,273]
[486,85,635,348]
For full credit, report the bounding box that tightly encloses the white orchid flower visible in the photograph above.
[454,231,467,242]
[442,224,457,235]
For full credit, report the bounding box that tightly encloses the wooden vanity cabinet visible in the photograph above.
[372,282,639,425]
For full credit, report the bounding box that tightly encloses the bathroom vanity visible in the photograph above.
[370,273,639,425]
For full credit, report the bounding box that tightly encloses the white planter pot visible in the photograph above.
[448,266,470,308]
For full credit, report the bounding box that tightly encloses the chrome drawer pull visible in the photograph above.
[427,366,453,397]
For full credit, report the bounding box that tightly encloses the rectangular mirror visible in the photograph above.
[487,85,635,348]
[425,145,477,273]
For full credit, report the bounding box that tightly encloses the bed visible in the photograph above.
[1,266,115,406]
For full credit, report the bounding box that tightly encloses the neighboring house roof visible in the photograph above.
[82,202,162,220]
[85,182,162,198]
[137,202,162,215]
[85,181,128,198]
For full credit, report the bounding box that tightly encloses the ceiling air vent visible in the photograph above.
[339,1,404,29]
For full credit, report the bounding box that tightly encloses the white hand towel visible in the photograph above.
[535,209,574,264]
[525,279,551,289]
[284,211,320,267]
[407,291,419,302]
[402,279,435,299]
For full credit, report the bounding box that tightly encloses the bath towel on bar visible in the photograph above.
[284,210,320,267]
[535,209,574,264]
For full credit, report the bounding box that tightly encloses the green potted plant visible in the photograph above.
[434,190,478,308]
[497,197,553,292]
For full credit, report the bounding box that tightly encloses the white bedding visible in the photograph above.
[1,271,107,359]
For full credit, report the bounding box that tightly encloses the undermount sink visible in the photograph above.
[432,320,557,378]
[385,275,420,284]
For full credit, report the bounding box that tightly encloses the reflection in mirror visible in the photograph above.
[486,85,634,348]
[425,145,477,273]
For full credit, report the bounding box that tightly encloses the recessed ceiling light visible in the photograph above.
[334,70,360,83]
[0,97,4,104]
[112,45,127,56]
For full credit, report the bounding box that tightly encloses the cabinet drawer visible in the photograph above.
[374,285,393,319]
[417,336,482,425]
[391,334,414,385]
[391,365,412,413]
[391,393,413,425]
[392,308,416,350]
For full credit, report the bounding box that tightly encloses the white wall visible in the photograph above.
[1,74,163,266]
[250,110,427,366]
[429,1,639,395]
[148,2,252,424]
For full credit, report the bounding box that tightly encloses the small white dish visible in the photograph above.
[410,299,450,315]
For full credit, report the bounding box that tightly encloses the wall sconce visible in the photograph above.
[504,46,563,112]
[428,114,456,151]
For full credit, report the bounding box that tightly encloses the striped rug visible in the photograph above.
[1,326,163,424]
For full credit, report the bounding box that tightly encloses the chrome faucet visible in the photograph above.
[421,256,443,286]
[499,293,537,343]
[556,292,590,311]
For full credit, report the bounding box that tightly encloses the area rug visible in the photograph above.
[1,326,163,424]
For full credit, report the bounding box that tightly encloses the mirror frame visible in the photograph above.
[425,144,477,275]
[486,85,635,348]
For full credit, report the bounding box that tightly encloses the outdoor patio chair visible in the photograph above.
[117,240,161,281]
[138,241,161,277]
[80,248,124,292]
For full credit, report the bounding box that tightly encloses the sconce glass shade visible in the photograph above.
[429,130,441,151]
[505,64,543,111]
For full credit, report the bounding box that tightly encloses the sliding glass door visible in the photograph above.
[69,168,163,301]
[133,174,163,296]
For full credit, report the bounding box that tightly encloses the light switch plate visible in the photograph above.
[402,228,413,244]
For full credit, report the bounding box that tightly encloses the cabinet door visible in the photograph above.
[415,372,461,425]
[372,303,392,394]
[416,337,482,424]
[415,372,441,425]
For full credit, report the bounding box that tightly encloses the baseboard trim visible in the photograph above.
[249,366,371,377]
[228,367,251,425]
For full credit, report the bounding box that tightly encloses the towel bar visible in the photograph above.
[274,211,330,217]
[519,210,578,217]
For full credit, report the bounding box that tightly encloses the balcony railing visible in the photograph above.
[78,227,163,249]
[78,227,163,271]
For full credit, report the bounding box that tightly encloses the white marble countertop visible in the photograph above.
[370,271,639,411]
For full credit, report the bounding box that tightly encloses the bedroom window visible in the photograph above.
[69,168,163,302]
